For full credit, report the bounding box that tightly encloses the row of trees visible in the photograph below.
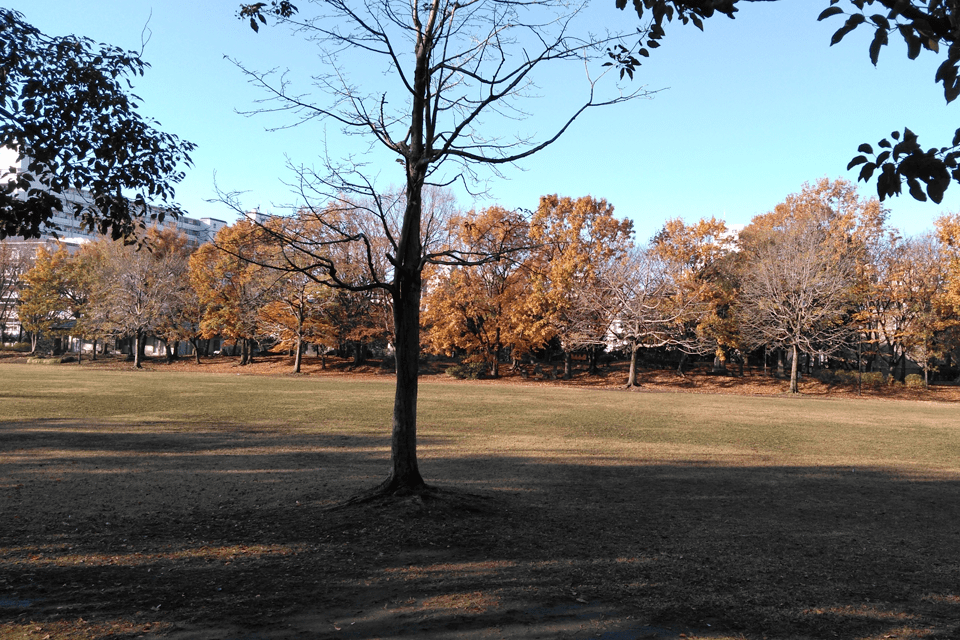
[422,178,960,394]
[15,177,960,394]
[15,223,393,371]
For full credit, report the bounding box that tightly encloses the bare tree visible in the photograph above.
[89,230,193,368]
[0,241,32,342]
[737,218,856,393]
[231,0,649,496]
[580,246,708,387]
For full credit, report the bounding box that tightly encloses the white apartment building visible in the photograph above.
[1,146,227,246]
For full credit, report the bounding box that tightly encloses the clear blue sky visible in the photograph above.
[9,0,959,242]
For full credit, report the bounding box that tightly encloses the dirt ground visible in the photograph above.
[3,353,960,640]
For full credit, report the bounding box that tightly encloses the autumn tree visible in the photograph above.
[257,271,336,374]
[86,230,193,368]
[737,184,864,393]
[576,245,705,386]
[0,241,33,342]
[935,213,960,378]
[0,9,194,239]
[190,221,277,366]
[651,216,738,373]
[897,234,952,384]
[526,195,634,379]
[17,245,66,353]
[423,206,534,377]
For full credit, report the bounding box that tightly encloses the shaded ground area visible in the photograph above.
[2,413,960,639]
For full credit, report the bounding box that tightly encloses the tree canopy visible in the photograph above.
[0,9,195,240]
[616,1,960,204]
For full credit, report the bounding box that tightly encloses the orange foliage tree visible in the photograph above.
[190,220,277,365]
[526,195,634,378]
[422,206,533,377]
[650,216,736,373]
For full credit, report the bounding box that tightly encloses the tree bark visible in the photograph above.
[134,330,143,369]
[563,350,572,379]
[627,343,639,387]
[588,346,599,375]
[377,205,426,495]
[713,352,726,374]
[789,343,800,393]
[294,335,303,374]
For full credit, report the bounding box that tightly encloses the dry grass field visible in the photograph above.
[2,355,960,639]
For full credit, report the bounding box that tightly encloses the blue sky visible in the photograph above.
[9,0,959,242]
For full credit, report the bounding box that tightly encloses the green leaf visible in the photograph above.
[869,28,888,66]
[817,6,843,21]
[907,177,926,201]
[847,155,868,170]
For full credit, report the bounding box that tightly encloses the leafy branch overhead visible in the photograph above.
[607,1,740,77]
[0,9,195,240]
[612,1,960,204]
[819,0,960,204]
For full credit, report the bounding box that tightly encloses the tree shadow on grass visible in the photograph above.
[1,423,959,639]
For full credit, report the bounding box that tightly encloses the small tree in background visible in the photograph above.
[422,206,533,377]
[738,183,861,393]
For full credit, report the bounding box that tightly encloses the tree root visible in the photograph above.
[324,481,498,515]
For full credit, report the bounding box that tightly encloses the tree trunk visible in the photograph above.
[563,350,572,380]
[627,343,639,387]
[789,343,799,393]
[588,346,599,375]
[134,330,143,369]
[491,329,501,378]
[353,340,365,365]
[713,352,726,374]
[777,348,785,378]
[190,337,202,364]
[377,242,425,494]
[294,335,303,374]
[676,352,687,377]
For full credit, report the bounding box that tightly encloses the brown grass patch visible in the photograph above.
[1,357,960,639]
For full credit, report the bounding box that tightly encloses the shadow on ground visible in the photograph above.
[1,419,959,639]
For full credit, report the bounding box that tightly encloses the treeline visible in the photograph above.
[15,178,960,389]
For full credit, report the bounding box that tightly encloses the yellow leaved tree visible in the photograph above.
[422,206,533,377]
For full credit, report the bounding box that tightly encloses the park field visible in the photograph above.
[1,363,960,639]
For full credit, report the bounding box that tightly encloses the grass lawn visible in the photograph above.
[1,363,959,639]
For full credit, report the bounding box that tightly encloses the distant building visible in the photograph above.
[1,145,228,246]
[0,146,229,344]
